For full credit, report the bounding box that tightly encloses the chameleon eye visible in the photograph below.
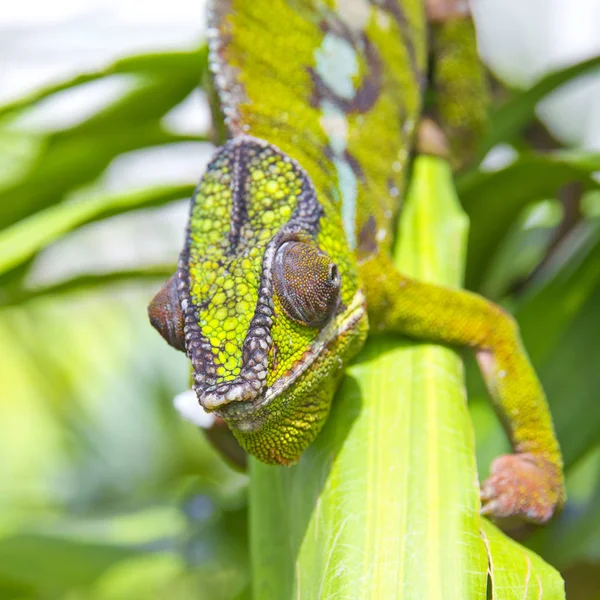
[273,241,341,327]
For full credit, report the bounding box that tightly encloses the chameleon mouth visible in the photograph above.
[211,288,366,426]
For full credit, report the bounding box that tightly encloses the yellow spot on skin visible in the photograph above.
[266,180,279,194]
[252,169,264,180]
[223,317,237,331]
[213,292,226,305]
[262,210,275,224]
[214,307,228,321]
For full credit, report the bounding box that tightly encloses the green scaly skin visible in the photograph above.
[148,0,565,526]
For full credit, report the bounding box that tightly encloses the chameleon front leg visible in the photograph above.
[360,255,565,526]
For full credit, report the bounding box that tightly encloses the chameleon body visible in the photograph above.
[149,0,565,525]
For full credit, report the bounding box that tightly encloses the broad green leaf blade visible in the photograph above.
[0,534,141,590]
[517,218,600,366]
[0,265,177,307]
[0,125,201,233]
[0,48,208,230]
[0,47,207,119]
[529,282,600,470]
[0,108,200,231]
[516,219,600,469]
[481,520,565,600]
[250,156,487,599]
[0,184,193,277]
[481,55,600,155]
[458,152,600,289]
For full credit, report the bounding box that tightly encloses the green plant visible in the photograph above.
[0,42,599,599]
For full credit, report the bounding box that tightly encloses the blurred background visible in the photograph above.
[0,0,599,598]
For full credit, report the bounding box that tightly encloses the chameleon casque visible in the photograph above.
[149,0,565,525]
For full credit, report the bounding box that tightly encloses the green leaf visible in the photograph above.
[0,48,208,230]
[0,534,141,590]
[481,520,565,599]
[250,157,488,599]
[516,218,600,468]
[481,55,600,154]
[0,97,202,231]
[0,47,207,119]
[458,152,600,289]
[516,218,600,365]
[0,184,193,278]
[0,265,177,307]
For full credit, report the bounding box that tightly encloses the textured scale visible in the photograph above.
[208,0,426,257]
[148,0,565,526]
[177,134,366,465]
[187,142,305,383]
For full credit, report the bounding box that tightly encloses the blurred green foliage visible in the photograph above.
[0,41,599,599]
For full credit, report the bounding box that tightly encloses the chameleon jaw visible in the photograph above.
[211,288,366,432]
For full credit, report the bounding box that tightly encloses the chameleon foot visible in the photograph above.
[481,453,564,526]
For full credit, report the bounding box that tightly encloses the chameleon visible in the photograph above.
[148,0,565,526]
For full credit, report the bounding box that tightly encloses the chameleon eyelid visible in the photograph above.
[273,240,341,328]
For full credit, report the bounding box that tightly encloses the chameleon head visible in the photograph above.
[149,136,368,465]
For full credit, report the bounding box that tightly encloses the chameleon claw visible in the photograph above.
[480,453,564,526]
[480,499,499,517]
